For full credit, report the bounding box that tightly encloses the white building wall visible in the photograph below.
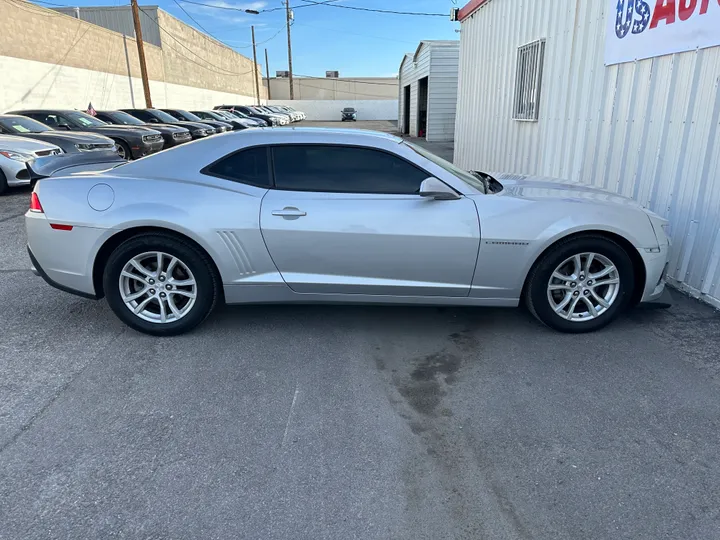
[454,0,720,307]
[427,43,460,142]
[0,55,257,112]
[268,99,398,121]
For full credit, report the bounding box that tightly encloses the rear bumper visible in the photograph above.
[28,246,98,299]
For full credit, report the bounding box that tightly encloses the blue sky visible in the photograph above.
[43,0,460,79]
[166,0,460,78]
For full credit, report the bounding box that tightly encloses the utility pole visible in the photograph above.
[251,26,261,105]
[285,1,294,100]
[130,0,152,107]
[264,49,271,100]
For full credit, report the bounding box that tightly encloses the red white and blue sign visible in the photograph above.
[605,0,720,65]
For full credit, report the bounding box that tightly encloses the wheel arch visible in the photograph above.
[521,230,646,306]
[92,226,223,300]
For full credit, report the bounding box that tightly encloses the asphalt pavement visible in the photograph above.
[1,130,720,539]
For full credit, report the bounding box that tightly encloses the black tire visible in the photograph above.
[0,170,7,196]
[525,235,635,333]
[103,233,219,336]
[114,140,132,160]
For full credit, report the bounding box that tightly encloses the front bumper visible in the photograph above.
[639,243,671,303]
[1,160,31,187]
[131,139,164,159]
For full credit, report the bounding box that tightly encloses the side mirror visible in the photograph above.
[419,177,460,200]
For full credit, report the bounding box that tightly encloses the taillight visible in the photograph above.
[30,192,44,213]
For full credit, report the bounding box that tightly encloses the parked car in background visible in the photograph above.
[160,109,232,134]
[268,106,301,122]
[0,134,61,195]
[256,106,292,124]
[280,106,305,120]
[121,109,215,140]
[215,105,282,126]
[95,110,192,148]
[219,109,268,127]
[0,115,117,155]
[341,108,357,122]
[8,109,163,160]
[190,110,257,130]
[25,128,670,335]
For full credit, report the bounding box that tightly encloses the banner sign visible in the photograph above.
[605,0,720,65]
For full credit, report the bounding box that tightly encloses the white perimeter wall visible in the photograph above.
[269,99,398,121]
[0,55,258,112]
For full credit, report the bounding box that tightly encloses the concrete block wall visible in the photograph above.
[0,0,261,111]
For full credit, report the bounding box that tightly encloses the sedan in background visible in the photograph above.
[0,115,116,155]
[255,106,291,124]
[121,109,216,140]
[8,109,163,160]
[95,110,192,148]
[215,105,281,126]
[160,109,232,134]
[0,134,61,195]
[280,105,305,120]
[190,110,257,130]
[267,106,300,122]
[26,128,671,335]
[219,109,268,127]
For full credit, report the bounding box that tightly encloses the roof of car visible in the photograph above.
[262,127,401,142]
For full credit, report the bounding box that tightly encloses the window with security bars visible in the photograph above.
[513,39,545,121]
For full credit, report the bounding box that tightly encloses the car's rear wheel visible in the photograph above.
[525,235,635,333]
[103,234,219,336]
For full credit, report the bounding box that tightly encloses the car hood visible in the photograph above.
[172,121,215,131]
[490,172,646,210]
[24,131,114,144]
[0,134,60,152]
[90,125,160,136]
[142,123,189,134]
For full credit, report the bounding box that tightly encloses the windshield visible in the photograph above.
[106,111,144,125]
[67,111,108,127]
[343,108,356,112]
[0,116,52,133]
[404,141,487,193]
[150,109,180,123]
[175,110,203,122]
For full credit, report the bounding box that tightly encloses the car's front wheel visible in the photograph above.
[103,233,219,335]
[525,235,635,333]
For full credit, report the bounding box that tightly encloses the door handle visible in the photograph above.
[272,207,307,219]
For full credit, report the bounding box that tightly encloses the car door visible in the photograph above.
[259,144,480,297]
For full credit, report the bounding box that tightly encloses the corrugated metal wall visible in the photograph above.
[53,6,162,48]
[427,43,460,142]
[398,42,459,141]
[454,0,720,307]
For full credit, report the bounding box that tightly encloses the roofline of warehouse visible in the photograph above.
[458,0,493,21]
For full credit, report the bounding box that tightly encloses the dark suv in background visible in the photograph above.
[121,109,216,139]
[95,110,192,148]
[8,109,164,160]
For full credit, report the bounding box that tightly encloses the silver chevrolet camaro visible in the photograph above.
[25,128,671,336]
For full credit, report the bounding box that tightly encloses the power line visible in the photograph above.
[291,21,416,45]
[297,0,448,16]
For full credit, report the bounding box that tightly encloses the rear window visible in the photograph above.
[203,147,271,187]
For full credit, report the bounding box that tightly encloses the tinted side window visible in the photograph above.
[204,147,270,187]
[272,145,429,194]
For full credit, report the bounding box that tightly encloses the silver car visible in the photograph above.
[26,128,671,335]
[0,135,62,195]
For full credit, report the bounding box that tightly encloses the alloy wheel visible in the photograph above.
[546,252,620,322]
[119,251,197,323]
